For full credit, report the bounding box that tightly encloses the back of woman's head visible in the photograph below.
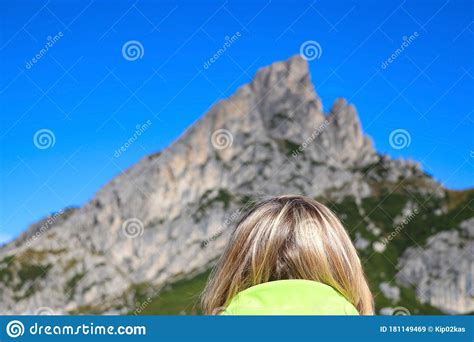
[201,195,374,315]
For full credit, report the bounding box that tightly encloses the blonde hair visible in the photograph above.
[201,195,374,315]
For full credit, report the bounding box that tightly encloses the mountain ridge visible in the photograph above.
[1,55,472,315]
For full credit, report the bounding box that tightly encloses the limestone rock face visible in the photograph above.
[397,218,474,314]
[0,56,469,314]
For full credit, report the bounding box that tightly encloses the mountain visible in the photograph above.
[1,56,472,315]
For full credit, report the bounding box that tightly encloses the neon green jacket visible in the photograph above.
[222,279,359,315]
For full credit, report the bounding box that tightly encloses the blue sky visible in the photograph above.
[1,0,473,242]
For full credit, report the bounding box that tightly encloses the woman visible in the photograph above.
[201,195,374,315]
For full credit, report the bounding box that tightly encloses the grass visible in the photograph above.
[132,271,211,315]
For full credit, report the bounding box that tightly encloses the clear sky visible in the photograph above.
[1,0,473,243]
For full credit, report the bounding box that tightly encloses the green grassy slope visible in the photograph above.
[130,271,210,315]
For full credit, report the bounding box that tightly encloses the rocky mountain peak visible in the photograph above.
[325,97,376,166]
[250,55,318,103]
[1,56,465,316]
[246,55,325,141]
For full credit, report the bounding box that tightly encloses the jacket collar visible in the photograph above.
[222,279,358,315]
